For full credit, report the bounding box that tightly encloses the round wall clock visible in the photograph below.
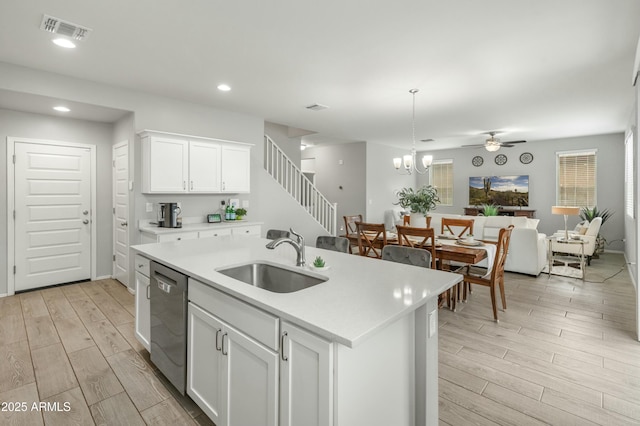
[519,152,534,164]
[471,155,484,167]
[495,154,508,165]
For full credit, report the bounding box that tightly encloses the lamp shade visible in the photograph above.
[551,206,580,216]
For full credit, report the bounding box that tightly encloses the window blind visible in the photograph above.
[431,159,453,206]
[625,133,634,218]
[556,150,596,207]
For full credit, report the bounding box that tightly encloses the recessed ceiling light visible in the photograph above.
[217,84,231,92]
[53,106,71,112]
[52,38,76,48]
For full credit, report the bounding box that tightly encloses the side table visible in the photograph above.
[547,236,586,280]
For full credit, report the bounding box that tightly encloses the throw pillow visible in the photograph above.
[579,225,589,235]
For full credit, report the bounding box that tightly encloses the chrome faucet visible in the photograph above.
[265,228,306,267]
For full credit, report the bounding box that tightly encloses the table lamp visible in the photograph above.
[552,206,581,241]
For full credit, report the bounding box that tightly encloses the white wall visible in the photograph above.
[0,108,115,294]
[415,133,626,251]
[302,142,367,233]
[365,142,415,223]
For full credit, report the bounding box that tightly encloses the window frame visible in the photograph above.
[625,132,634,219]
[430,159,453,206]
[555,149,597,208]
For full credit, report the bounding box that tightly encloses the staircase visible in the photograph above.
[264,135,337,235]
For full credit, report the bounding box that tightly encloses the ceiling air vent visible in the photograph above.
[40,15,92,41]
[305,104,329,111]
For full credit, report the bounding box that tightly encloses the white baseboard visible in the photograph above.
[0,293,8,298]
[95,274,112,280]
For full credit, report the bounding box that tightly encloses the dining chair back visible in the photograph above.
[442,218,474,237]
[456,226,513,321]
[266,229,290,240]
[395,225,437,269]
[381,245,432,269]
[355,222,386,259]
[343,214,363,253]
[316,236,350,253]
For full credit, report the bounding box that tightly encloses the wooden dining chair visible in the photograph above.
[355,222,386,259]
[395,225,437,269]
[316,236,350,253]
[455,226,513,322]
[441,218,474,237]
[343,214,363,253]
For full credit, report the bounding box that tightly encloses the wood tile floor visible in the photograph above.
[0,252,637,425]
[438,252,640,425]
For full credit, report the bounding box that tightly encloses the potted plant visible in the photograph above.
[235,208,247,220]
[579,206,614,256]
[395,185,440,225]
[481,204,499,216]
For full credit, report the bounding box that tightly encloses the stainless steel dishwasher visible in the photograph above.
[150,261,188,394]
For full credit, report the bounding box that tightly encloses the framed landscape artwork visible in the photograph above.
[469,175,529,207]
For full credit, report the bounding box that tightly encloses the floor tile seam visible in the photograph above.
[437,395,500,426]
[503,352,640,402]
[440,349,545,400]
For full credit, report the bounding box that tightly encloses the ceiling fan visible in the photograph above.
[462,132,527,152]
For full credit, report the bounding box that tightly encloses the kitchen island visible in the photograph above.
[132,235,461,426]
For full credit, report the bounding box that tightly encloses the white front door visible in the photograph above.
[112,141,129,286]
[14,142,92,291]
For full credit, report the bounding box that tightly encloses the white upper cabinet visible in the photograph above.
[190,141,221,192]
[221,144,251,193]
[140,130,252,194]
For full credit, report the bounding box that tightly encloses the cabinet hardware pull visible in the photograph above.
[280,331,288,362]
[146,284,150,300]
[138,264,144,268]
[190,180,193,190]
[221,332,228,355]
[183,181,186,190]
[215,329,222,351]
[177,237,182,241]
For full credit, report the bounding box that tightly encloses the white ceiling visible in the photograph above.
[1,0,639,149]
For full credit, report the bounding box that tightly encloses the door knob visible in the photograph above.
[82,219,89,224]
[121,221,128,227]
[83,210,89,215]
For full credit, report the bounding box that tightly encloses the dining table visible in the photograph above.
[359,231,489,267]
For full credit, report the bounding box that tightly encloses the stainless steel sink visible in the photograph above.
[217,262,327,293]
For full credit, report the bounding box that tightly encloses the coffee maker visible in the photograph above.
[158,203,182,228]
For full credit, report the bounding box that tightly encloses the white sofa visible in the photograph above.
[401,212,547,276]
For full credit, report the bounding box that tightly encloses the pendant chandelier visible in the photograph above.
[393,89,433,175]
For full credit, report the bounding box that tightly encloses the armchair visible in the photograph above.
[551,217,602,265]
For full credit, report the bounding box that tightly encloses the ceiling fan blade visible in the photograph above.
[461,143,486,148]
[500,140,526,145]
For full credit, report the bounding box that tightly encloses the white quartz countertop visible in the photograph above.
[131,236,461,347]
[139,220,263,235]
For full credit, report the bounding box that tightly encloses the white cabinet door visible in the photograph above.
[134,271,151,351]
[221,145,251,193]
[146,137,189,193]
[280,321,333,426]
[189,141,221,192]
[225,324,278,426]
[188,303,226,425]
[188,302,278,426]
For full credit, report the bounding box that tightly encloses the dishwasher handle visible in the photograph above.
[154,272,178,294]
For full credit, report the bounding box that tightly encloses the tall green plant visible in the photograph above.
[394,185,440,216]
[579,206,614,226]
[481,204,499,216]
